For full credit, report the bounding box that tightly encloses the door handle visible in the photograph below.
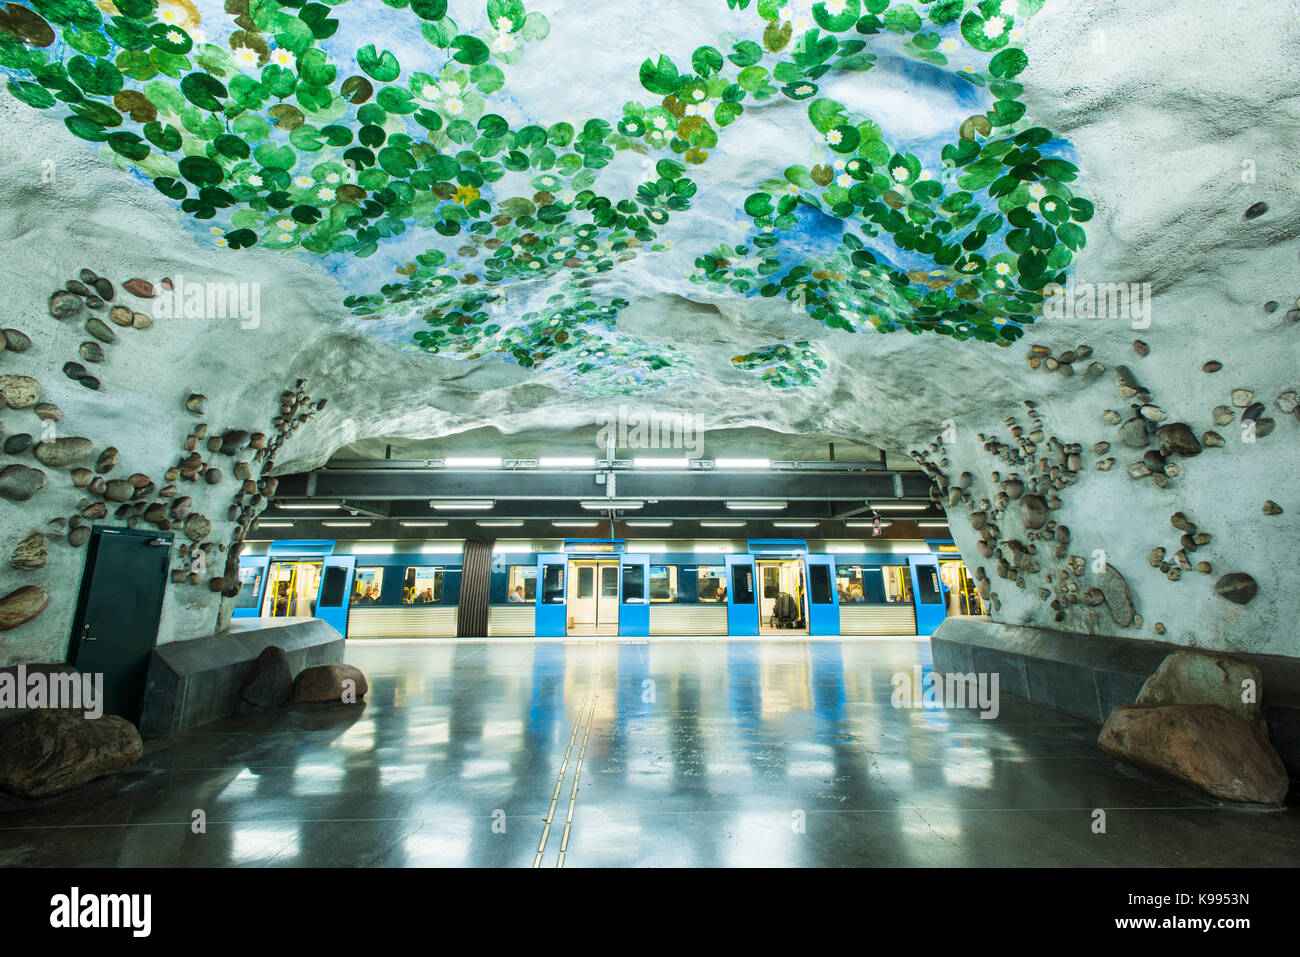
[82,623,96,642]
[148,538,169,547]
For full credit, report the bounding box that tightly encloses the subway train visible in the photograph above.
[232,538,983,639]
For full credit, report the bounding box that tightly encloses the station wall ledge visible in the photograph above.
[930,618,1300,776]
[139,617,345,738]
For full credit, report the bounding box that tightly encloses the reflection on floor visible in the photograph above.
[1,638,1297,867]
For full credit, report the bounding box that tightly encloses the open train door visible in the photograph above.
[725,553,757,636]
[805,554,839,635]
[907,554,947,636]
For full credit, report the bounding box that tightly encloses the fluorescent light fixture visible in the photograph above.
[625,520,673,527]
[322,520,371,528]
[700,520,746,527]
[539,456,595,467]
[827,544,868,553]
[580,499,644,510]
[421,544,462,554]
[917,521,950,527]
[400,520,449,527]
[352,545,394,555]
[277,503,340,510]
[430,500,494,509]
[476,519,524,527]
[443,457,502,467]
[713,458,771,469]
[552,521,600,527]
[255,521,292,528]
[492,544,533,553]
[641,543,669,553]
[725,500,786,510]
[773,521,819,528]
[869,504,930,511]
[845,520,893,528]
[633,457,689,468]
[694,543,728,552]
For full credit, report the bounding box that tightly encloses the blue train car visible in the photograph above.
[234,538,979,639]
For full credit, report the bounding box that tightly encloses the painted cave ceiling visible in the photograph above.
[1,0,1090,394]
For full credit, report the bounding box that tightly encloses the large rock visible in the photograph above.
[0,709,143,799]
[1098,703,1288,805]
[293,664,369,704]
[1137,650,1265,733]
[0,374,39,408]
[238,645,293,713]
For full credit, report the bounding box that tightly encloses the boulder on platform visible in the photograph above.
[0,709,143,799]
[293,663,368,704]
[1098,703,1288,805]
[1137,649,1266,733]
[238,645,292,713]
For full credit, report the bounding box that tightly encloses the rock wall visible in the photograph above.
[0,0,1296,666]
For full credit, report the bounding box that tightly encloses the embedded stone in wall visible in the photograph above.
[32,437,93,468]
[0,464,46,502]
[1214,573,1258,605]
[0,375,39,409]
[0,585,50,630]
[10,533,46,571]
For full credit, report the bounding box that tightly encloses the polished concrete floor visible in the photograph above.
[1,638,1297,867]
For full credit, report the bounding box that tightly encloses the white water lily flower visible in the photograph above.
[293,175,312,188]
[443,97,465,115]
[836,174,852,187]
[1029,183,1047,198]
[271,48,296,70]
[247,174,263,187]
[317,186,335,200]
[891,165,910,181]
[983,16,1006,38]
[495,15,513,30]
[276,218,294,230]
[232,46,259,70]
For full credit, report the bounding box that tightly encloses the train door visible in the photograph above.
[315,555,355,637]
[907,554,948,635]
[725,554,757,636]
[620,553,649,637]
[756,558,808,635]
[567,559,619,636]
[805,555,838,635]
[535,553,567,638]
[940,558,982,616]
[232,556,269,619]
[261,560,324,618]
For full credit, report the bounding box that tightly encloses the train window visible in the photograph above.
[622,564,644,603]
[809,564,832,604]
[320,566,347,606]
[914,563,943,604]
[235,565,263,608]
[542,563,565,603]
[836,565,866,602]
[649,565,678,602]
[882,565,912,603]
[351,566,384,605]
[576,565,595,598]
[731,564,755,604]
[762,564,779,599]
[697,565,726,602]
[506,565,536,603]
[403,566,444,604]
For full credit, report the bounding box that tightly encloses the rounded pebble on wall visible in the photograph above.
[1202,360,1222,373]
[62,361,86,380]
[108,306,133,327]
[68,526,89,547]
[1243,201,1267,219]
[1263,501,1283,515]
[48,291,83,319]
[77,375,101,391]
[85,318,117,343]
[2,329,31,352]
[91,277,114,300]
[78,341,105,363]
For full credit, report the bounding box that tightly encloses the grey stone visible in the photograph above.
[0,464,45,502]
[238,645,293,713]
[1137,650,1266,733]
